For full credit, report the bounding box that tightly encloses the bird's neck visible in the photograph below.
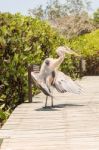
[52,54,65,70]
[59,54,65,64]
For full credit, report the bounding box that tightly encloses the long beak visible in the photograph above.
[70,50,81,57]
[64,47,81,57]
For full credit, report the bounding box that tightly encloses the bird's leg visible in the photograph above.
[51,96,53,107]
[46,76,54,107]
[50,87,54,107]
[45,96,48,108]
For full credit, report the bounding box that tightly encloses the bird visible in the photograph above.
[31,46,81,107]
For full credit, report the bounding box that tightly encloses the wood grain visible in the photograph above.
[0,76,99,150]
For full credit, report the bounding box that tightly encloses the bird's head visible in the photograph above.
[45,60,50,66]
[45,59,55,71]
[56,46,80,57]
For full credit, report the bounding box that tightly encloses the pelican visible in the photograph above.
[31,46,81,107]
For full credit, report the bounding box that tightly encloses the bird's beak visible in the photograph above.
[64,47,81,57]
[70,50,81,57]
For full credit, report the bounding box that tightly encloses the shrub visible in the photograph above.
[67,29,99,75]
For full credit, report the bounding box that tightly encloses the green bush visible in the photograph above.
[67,29,99,75]
[68,29,99,55]
[0,109,9,126]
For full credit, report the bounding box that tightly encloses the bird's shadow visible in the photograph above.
[35,106,60,111]
[36,103,84,111]
[24,101,42,104]
[32,101,42,103]
[53,103,84,108]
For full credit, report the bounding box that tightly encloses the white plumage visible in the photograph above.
[53,71,82,94]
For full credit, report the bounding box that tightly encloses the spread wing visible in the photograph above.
[53,71,82,94]
[31,72,53,97]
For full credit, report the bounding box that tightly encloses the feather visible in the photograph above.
[31,72,53,97]
[53,71,82,94]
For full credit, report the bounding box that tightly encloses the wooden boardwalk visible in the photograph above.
[0,76,99,150]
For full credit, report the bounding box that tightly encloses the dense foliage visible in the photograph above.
[68,29,99,75]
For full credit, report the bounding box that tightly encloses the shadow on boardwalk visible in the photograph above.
[36,103,84,111]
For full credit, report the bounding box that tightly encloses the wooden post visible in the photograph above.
[28,65,32,103]
[79,58,83,78]
[28,64,40,103]
[79,58,86,78]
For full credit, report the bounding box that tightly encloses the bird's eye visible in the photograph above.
[45,60,50,66]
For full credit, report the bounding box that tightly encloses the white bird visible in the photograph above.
[31,46,81,107]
